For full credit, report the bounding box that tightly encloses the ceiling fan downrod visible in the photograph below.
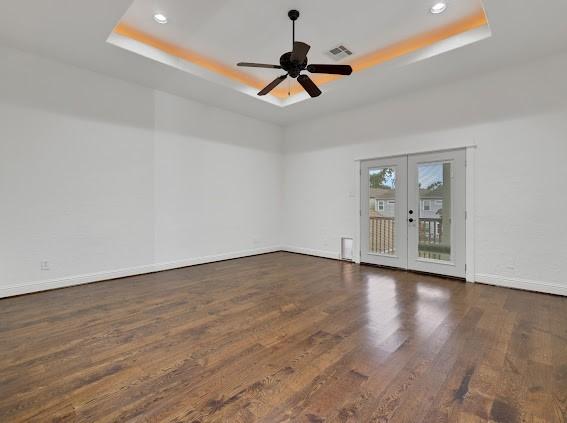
[289,9,300,48]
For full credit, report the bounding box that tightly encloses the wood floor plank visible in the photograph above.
[1,252,566,422]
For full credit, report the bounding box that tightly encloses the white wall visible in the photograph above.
[0,46,282,297]
[283,52,567,296]
[153,91,282,268]
[2,44,566,298]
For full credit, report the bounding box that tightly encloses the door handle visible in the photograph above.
[408,218,414,223]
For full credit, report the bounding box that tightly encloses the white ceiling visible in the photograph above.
[110,0,488,107]
[1,0,567,125]
[118,0,483,82]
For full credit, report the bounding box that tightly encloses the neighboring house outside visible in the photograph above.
[419,185,444,219]
[369,186,444,219]
[420,198,443,218]
[369,188,396,218]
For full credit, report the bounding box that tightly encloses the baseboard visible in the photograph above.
[475,273,567,297]
[281,246,341,260]
[0,264,158,298]
[5,252,564,299]
[152,246,282,272]
[0,246,282,298]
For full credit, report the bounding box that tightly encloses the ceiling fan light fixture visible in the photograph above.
[237,10,352,99]
[153,13,168,24]
[430,2,447,14]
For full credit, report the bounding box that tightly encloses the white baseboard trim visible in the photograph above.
[152,246,282,272]
[282,246,341,260]
[6,252,563,299]
[475,273,567,297]
[0,246,282,298]
[0,264,157,298]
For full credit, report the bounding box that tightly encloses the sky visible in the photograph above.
[369,163,445,189]
[418,163,444,188]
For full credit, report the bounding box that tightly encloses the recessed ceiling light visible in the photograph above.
[430,2,447,14]
[153,13,168,24]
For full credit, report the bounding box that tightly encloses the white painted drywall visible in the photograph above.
[153,91,282,267]
[2,44,567,298]
[282,52,567,295]
[0,45,282,297]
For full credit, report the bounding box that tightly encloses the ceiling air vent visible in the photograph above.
[326,45,353,61]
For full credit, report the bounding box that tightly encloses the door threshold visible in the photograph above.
[360,262,465,281]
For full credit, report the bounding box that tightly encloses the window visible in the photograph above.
[423,200,431,211]
[370,198,376,211]
[378,200,385,211]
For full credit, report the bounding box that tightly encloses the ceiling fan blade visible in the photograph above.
[258,74,288,96]
[237,62,282,69]
[297,74,321,98]
[306,64,353,75]
[290,42,310,63]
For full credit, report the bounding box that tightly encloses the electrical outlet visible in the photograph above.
[41,260,50,271]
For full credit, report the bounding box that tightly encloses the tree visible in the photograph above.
[370,168,394,189]
[425,181,443,191]
[418,180,443,190]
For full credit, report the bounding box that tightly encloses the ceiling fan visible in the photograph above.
[237,10,353,98]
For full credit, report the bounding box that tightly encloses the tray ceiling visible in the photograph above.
[108,0,490,106]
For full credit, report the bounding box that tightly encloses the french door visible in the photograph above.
[360,149,466,278]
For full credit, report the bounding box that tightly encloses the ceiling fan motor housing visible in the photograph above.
[280,52,307,78]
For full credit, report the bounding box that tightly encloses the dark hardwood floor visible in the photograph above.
[0,252,566,422]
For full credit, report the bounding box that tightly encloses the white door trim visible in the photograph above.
[465,146,476,282]
[354,145,477,162]
[354,160,362,263]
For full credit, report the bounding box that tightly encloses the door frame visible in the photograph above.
[355,146,476,283]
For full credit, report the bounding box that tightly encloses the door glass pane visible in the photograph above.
[418,162,451,261]
[368,167,396,255]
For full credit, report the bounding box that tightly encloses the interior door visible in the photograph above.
[407,149,466,278]
[360,156,407,268]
